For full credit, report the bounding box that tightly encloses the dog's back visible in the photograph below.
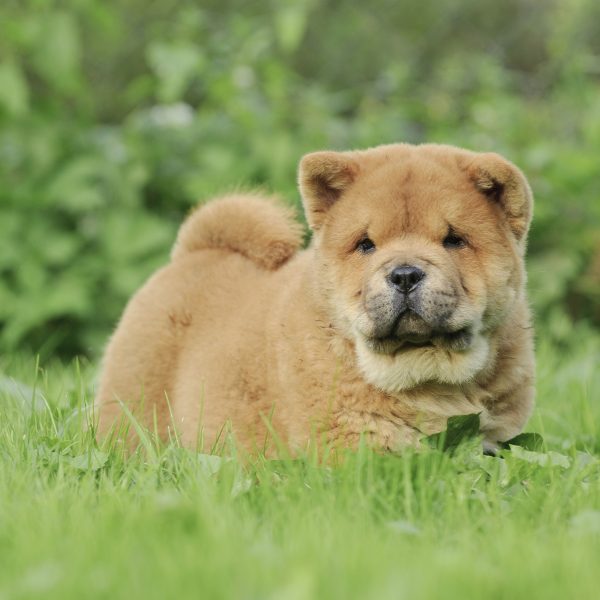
[95,194,302,444]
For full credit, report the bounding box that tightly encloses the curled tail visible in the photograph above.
[171,193,304,270]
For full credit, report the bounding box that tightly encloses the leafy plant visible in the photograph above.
[1,0,599,357]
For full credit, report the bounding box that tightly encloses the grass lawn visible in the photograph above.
[1,328,599,599]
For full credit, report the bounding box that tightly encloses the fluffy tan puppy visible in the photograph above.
[96,143,535,454]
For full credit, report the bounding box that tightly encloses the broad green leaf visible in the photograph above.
[502,432,545,452]
[147,42,203,103]
[30,12,82,94]
[45,157,105,212]
[196,453,223,476]
[68,449,108,471]
[0,60,29,115]
[509,446,571,468]
[426,413,481,451]
[274,2,312,53]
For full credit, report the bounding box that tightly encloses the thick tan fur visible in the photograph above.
[96,144,535,454]
[171,193,304,269]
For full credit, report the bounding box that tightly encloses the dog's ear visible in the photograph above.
[468,153,533,243]
[298,151,359,230]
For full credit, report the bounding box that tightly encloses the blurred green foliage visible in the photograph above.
[1,0,599,357]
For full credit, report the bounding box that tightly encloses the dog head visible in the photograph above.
[299,143,533,392]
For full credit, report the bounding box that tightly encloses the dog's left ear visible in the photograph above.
[298,151,359,230]
[468,153,533,243]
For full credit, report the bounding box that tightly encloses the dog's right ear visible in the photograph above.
[298,151,359,230]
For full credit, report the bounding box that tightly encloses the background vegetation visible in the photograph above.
[1,0,599,358]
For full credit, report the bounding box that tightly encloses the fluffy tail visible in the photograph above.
[171,193,304,270]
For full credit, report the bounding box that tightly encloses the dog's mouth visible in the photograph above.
[365,311,474,354]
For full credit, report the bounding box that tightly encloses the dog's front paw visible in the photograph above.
[331,410,420,452]
[482,439,501,456]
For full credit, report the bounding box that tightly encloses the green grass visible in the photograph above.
[1,329,600,600]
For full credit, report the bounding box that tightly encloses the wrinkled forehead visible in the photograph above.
[332,155,494,235]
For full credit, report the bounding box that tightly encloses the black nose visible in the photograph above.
[389,265,426,294]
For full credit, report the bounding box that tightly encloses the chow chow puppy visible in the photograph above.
[96,143,535,454]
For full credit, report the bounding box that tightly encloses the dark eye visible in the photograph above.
[443,231,466,249]
[356,237,376,254]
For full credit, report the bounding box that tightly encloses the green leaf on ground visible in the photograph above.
[426,413,481,451]
[502,432,545,451]
[68,449,108,471]
[509,446,571,468]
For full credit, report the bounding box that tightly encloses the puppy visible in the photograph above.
[96,143,535,454]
